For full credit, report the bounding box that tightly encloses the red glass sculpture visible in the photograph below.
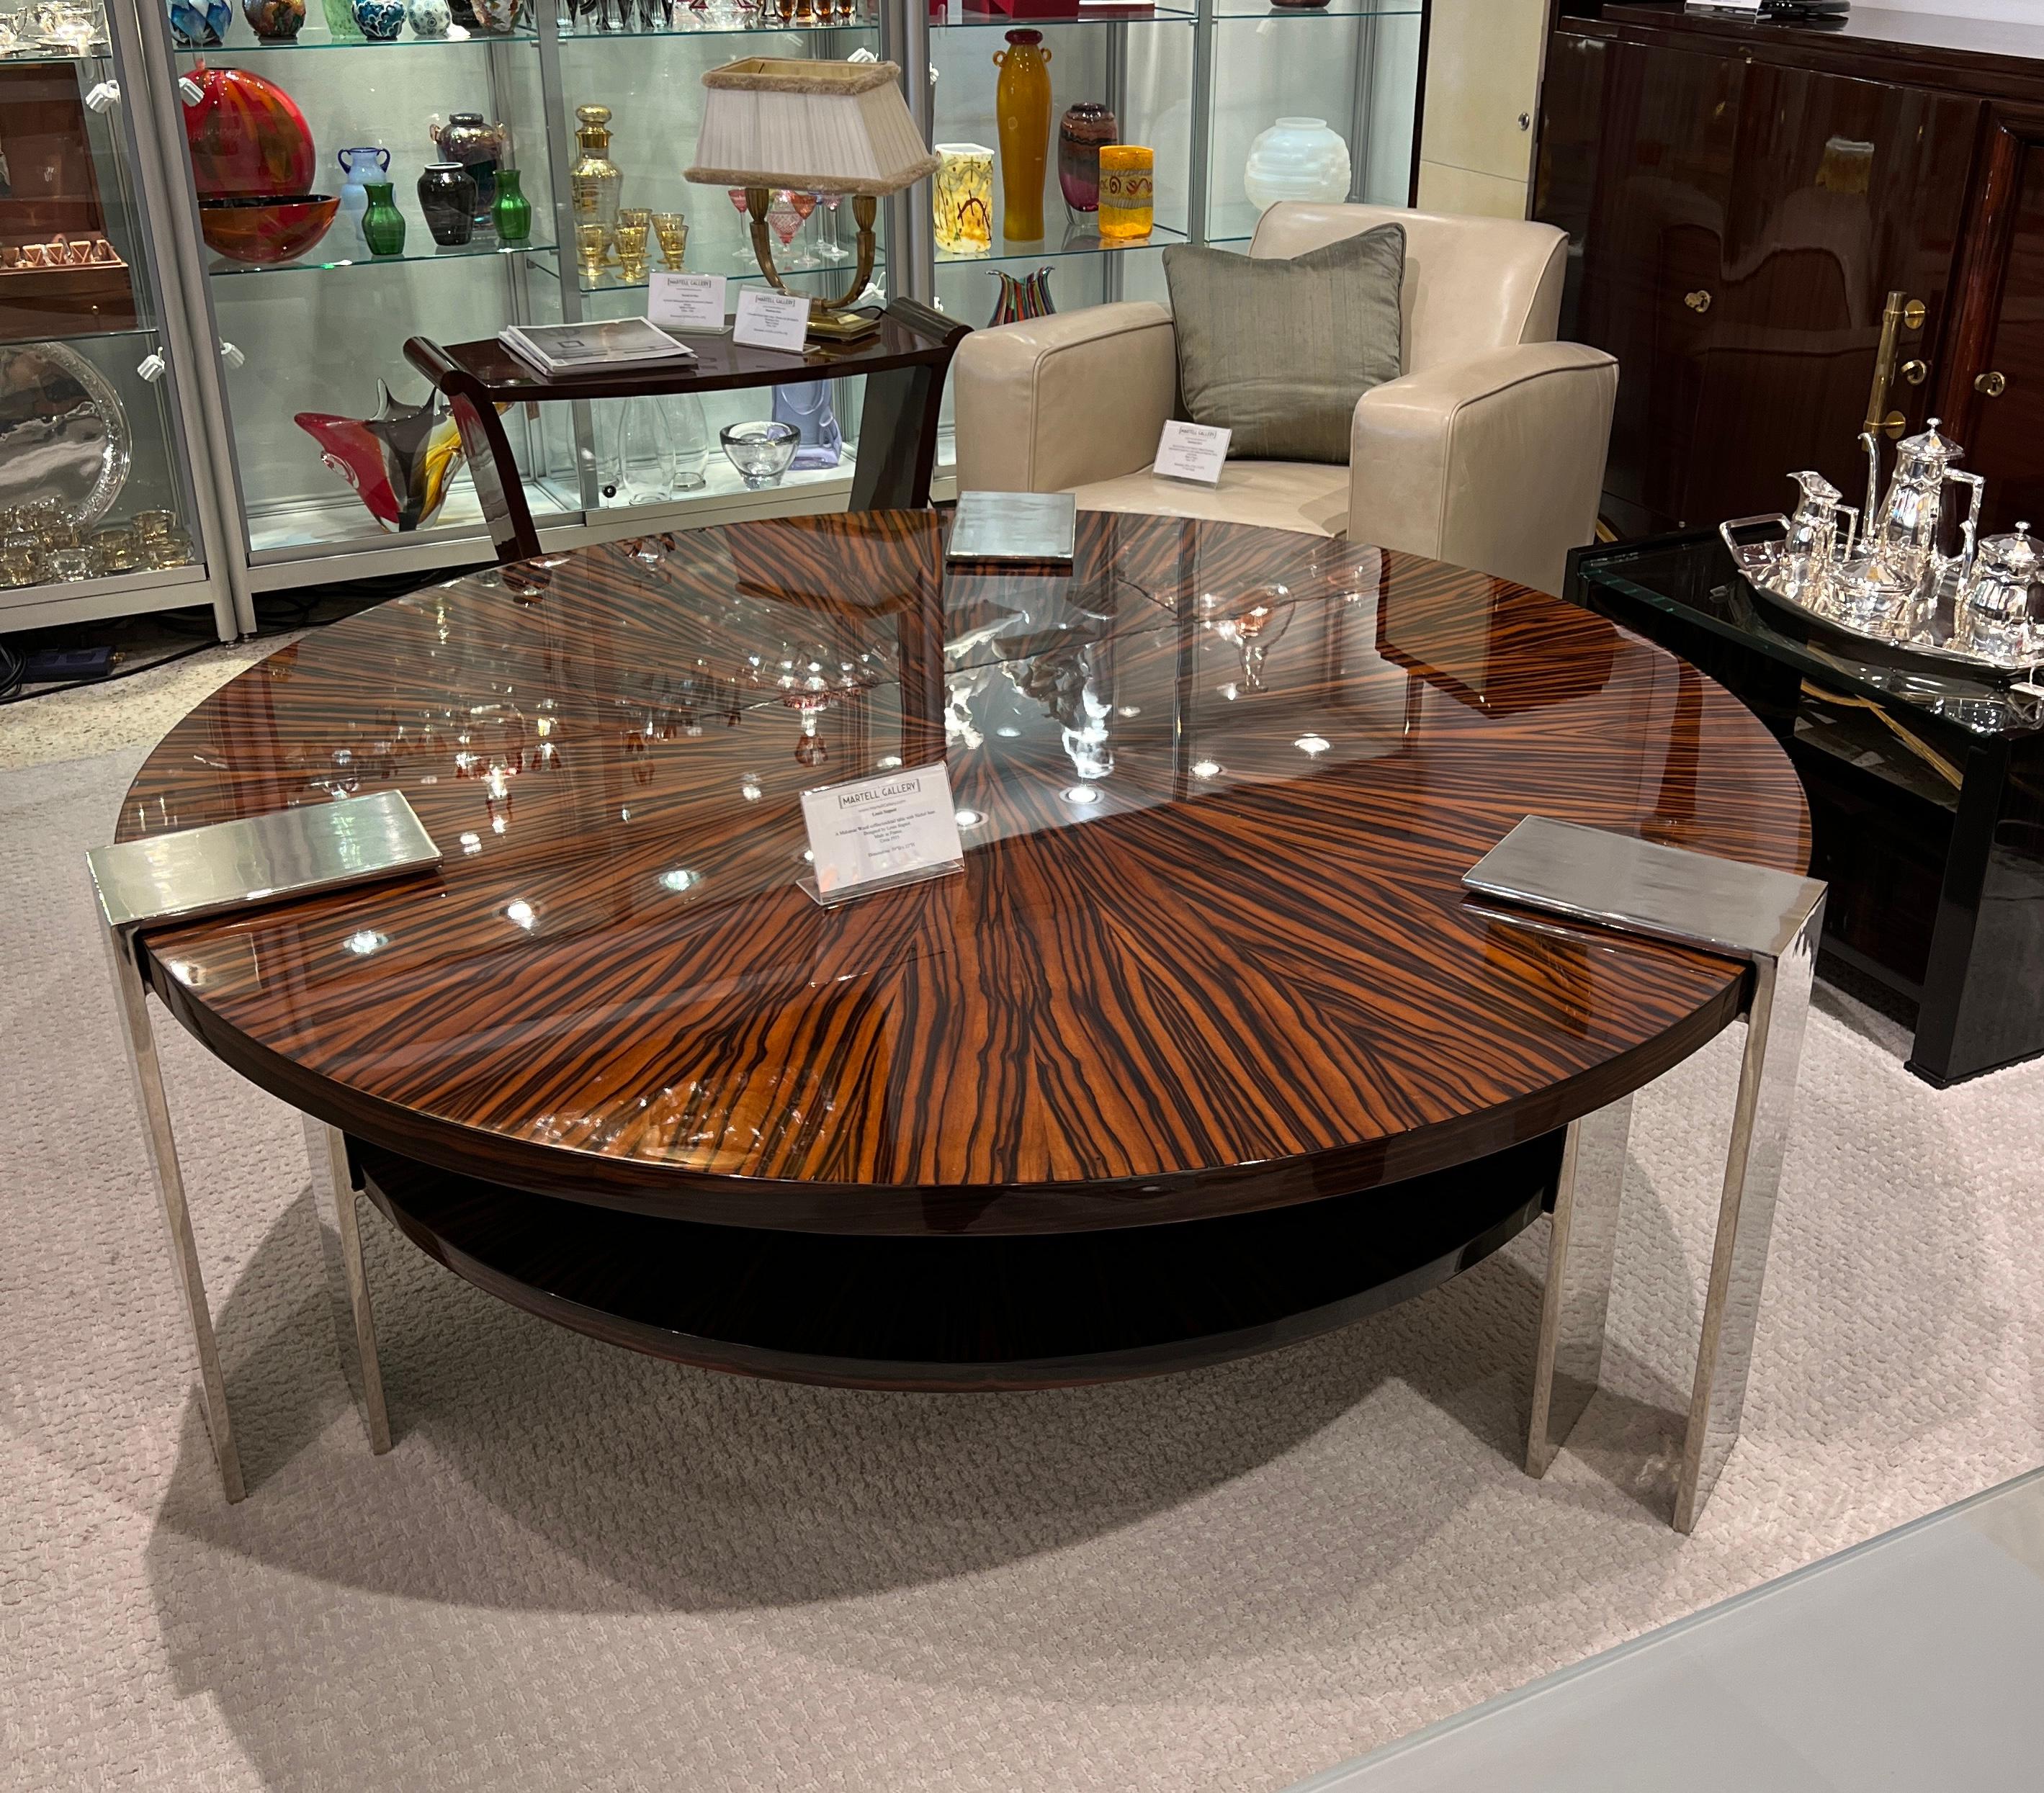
[181,63,316,199]
[294,383,466,534]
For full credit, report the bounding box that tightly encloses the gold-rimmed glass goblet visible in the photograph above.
[653,210,689,269]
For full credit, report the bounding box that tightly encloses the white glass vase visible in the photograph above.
[1242,117,1352,212]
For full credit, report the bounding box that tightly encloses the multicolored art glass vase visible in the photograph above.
[1057,102,1116,213]
[169,0,232,46]
[180,63,316,199]
[294,383,466,534]
[986,265,1054,328]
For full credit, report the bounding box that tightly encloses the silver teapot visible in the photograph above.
[1954,521,2043,667]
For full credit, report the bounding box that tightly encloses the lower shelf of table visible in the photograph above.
[355,1131,1564,1390]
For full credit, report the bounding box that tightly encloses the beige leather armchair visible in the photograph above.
[952,202,1618,596]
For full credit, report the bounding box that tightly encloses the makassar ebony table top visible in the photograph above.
[117,513,1810,1236]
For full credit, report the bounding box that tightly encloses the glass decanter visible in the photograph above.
[570,104,623,233]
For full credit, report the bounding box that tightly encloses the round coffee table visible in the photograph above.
[120,511,1808,1390]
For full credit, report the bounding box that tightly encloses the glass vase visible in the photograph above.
[992,29,1052,242]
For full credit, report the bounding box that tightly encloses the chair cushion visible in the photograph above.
[1066,461,1348,536]
[1162,226,1404,464]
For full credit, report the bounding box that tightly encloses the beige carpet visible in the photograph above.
[3,745,2040,1792]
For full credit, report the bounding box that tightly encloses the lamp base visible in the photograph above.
[805,307,884,343]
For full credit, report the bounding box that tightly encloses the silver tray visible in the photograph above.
[1721,520,2043,686]
[0,338,130,526]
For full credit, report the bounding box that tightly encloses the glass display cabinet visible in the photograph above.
[0,0,237,639]
[123,0,1427,608]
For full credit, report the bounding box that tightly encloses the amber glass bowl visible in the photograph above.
[197,194,339,266]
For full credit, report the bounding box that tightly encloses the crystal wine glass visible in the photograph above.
[783,189,820,270]
[727,186,758,268]
[815,189,849,262]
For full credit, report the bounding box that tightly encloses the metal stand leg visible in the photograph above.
[302,1118,391,1455]
[101,925,245,1503]
[1673,904,1821,1533]
[1526,1095,1634,1478]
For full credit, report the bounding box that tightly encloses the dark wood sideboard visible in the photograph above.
[1536,1,2044,539]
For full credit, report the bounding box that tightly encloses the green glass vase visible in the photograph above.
[321,0,362,38]
[361,181,406,257]
[491,167,532,246]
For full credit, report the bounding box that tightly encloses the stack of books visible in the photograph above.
[498,319,698,377]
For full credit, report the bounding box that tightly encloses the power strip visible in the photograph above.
[23,646,115,682]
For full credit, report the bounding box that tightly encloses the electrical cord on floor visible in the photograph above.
[0,637,23,702]
[0,636,217,707]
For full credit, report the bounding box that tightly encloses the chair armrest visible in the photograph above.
[953,302,1177,494]
[1348,343,1618,596]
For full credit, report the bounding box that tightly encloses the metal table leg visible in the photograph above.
[1470,815,1828,1533]
[101,923,245,1503]
[303,1119,392,1455]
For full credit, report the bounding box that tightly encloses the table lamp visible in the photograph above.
[685,58,939,342]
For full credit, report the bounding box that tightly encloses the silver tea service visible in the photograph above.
[1722,416,2042,674]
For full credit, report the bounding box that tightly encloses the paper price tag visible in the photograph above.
[1154,418,1230,486]
[649,271,727,334]
[732,286,812,353]
[800,763,964,901]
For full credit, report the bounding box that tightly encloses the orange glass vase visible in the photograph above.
[992,28,1053,242]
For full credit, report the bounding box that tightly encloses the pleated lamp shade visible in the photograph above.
[684,59,941,197]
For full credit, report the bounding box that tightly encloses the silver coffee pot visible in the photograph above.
[1954,521,2043,666]
[1782,470,1856,611]
[1836,417,1984,637]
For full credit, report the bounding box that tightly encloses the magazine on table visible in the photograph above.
[498,319,698,377]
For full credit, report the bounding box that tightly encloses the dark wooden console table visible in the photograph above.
[1569,529,2044,1085]
[404,297,968,563]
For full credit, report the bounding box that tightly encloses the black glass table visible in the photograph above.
[1569,530,2044,1085]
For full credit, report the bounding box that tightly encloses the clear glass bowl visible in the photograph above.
[719,421,801,490]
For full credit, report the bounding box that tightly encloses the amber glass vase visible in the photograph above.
[992,29,1053,242]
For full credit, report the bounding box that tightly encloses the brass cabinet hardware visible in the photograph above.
[1684,288,1713,313]
[1883,410,1909,439]
[1901,358,1929,385]
[1864,290,1921,436]
[1903,298,1927,331]
[1976,370,2008,397]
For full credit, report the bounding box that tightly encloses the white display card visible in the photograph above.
[732,286,812,353]
[799,763,965,904]
[648,271,727,334]
[1154,418,1231,485]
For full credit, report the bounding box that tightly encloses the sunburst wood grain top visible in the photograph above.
[117,513,1810,1235]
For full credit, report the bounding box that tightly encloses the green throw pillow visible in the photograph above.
[1161,225,1405,464]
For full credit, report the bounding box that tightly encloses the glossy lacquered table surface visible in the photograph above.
[117,513,1810,1243]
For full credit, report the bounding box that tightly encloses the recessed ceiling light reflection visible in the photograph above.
[505,899,537,931]
[740,781,763,803]
[1115,705,1141,718]
[1191,760,1223,780]
[659,868,699,892]
[343,930,388,957]
[877,755,903,770]
[458,831,482,855]
[955,809,984,829]
[995,727,1021,739]
[1061,785,1103,806]
[1295,734,1331,757]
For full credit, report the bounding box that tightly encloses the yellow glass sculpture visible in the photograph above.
[1098,144,1155,241]
[933,143,994,256]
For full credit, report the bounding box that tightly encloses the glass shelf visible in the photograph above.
[0,40,114,60]
[168,26,537,48]
[207,235,553,277]
[929,2,1193,27]
[556,14,875,38]
[1212,1,1420,14]
[938,219,1183,263]
[544,256,884,295]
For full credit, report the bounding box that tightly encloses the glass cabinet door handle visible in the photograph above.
[85,79,120,112]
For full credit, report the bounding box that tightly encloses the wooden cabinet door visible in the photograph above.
[1937,108,2044,535]
[1680,65,1978,531]
[1558,38,1742,535]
